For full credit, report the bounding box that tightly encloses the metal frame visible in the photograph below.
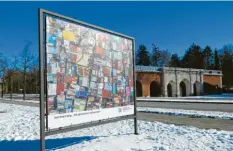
[132,39,138,135]
[45,115,134,136]
[39,8,138,151]
[39,8,45,151]
[40,9,134,40]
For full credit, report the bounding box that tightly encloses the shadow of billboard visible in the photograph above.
[0,136,97,151]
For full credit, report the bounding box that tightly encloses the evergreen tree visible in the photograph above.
[181,43,204,69]
[169,53,181,67]
[136,45,150,66]
[221,45,233,88]
[203,46,213,69]
[214,50,220,70]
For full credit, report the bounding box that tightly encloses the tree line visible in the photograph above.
[136,43,233,89]
[1,42,233,99]
[0,42,39,100]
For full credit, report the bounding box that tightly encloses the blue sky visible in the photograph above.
[0,1,232,57]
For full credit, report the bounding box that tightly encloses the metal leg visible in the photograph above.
[39,8,45,151]
[133,39,139,135]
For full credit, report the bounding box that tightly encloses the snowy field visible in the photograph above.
[0,103,233,151]
[185,94,233,99]
[138,107,233,120]
[196,94,233,98]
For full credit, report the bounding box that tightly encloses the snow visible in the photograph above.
[0,102,233,151]
[0,103,39,141]
[0,105,7,113]
[138,107,233,120]
[196,94,233,98]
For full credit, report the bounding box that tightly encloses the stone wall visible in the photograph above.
[162,67,203,97]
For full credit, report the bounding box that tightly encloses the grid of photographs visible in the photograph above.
[46,16,134,115]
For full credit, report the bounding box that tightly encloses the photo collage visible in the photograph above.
[46,16,134,115]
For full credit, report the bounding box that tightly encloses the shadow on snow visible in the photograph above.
[0,136,97,151]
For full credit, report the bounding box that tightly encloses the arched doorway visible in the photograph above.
[150,81,161,97]
[179,79,190,97]
[136,81,142,97]
[167,83,172,97]
[180,81,186,96]
[167,81,176,97]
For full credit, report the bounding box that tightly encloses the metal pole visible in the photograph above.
[39,8,45,151]
[189,68,192,96]
[132,39,138,135]
[1,79,3,98]
[44,20,49,131]
[175,67,178,97]
[36,69,38,95]
[10,75,12,100]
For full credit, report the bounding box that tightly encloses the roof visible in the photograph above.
[203,70,222,76]
[136,66,162,73]
[136,66,222,76]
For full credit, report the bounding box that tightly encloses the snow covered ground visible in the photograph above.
[184,94,233,99]
[197,94,233,98]
[138,107,233,120]
[0,103,233,151]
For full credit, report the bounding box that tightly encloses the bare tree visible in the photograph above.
[0,51,7,98]
[0,45,7,74]
[160,49,171,67]
[31,57,39,95]
[15,42,34,100]
[0,54,6,75]
[1,55,18,99]
[5,69,17,99]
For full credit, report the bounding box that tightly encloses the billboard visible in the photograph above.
[45,15,135,130]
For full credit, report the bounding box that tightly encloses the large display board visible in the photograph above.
[45,15,135,130]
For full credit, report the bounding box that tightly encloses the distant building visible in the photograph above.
[136,66,222,97]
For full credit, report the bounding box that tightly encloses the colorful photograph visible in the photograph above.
[46,16,134,115]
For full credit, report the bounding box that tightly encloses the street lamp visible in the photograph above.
[31,66,38,96]
[0,78,4,98]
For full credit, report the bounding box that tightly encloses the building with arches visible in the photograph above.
[136,66,222,97]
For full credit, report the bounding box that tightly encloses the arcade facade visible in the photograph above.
[136,66,222,97]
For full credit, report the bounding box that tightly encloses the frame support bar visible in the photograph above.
[45,115,135,137]
[39,8,45,151]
